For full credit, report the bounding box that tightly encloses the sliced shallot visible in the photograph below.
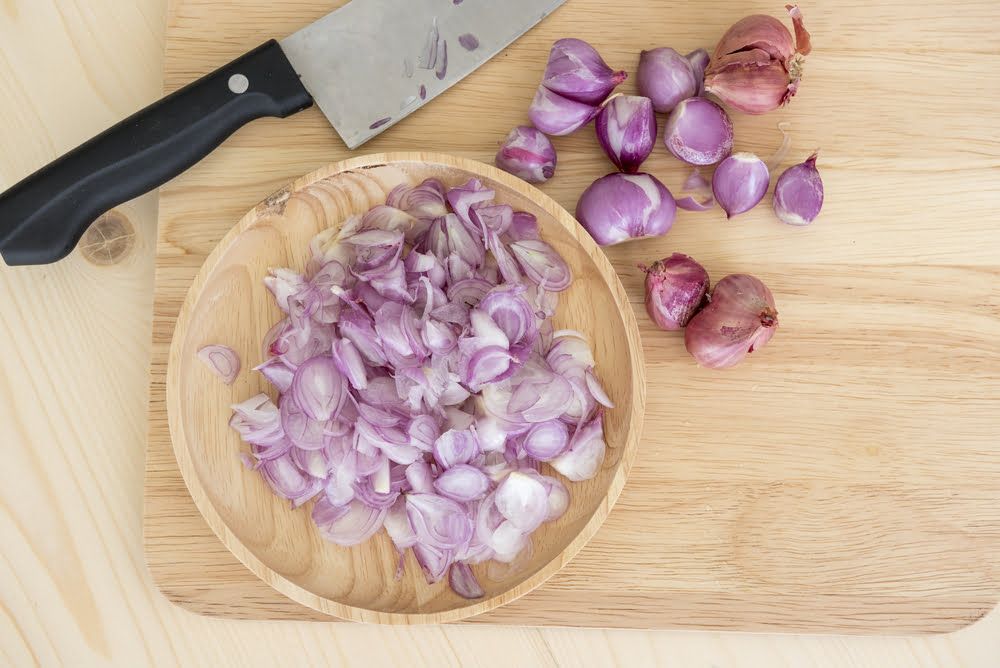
[227,177,613,601]
[198,344,241,384]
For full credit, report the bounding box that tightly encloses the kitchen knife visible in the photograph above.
[0,0,566,266]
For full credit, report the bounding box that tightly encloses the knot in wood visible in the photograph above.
[79,210,135,265]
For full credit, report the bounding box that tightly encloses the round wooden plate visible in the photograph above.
[166,152,646,624]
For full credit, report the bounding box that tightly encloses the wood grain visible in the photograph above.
[145,0,1000,633]
[166,154,644,623]
[5,0,1000,665]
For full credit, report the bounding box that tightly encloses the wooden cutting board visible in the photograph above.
[144,0,1000,632]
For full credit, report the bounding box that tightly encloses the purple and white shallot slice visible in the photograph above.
[315,499,386,546]
[406,493,473,550]
[434,464,492,502]
[550,412,606,482]
[495,471,549,533]
[198,344,240,384]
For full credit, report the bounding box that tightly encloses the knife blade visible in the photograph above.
[281,0,567,149]
[0,0,565,265]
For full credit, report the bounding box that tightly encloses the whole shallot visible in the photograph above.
[704,5,812,114]
[542,38,627,105]
[684,274,779,368]
[641,254,710,330]
[576,173,676,245]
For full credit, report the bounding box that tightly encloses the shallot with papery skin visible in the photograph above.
[528,85,599,136]
[773,152,824,225]
[685,274,778,368]
[636,48,697,114]
[595,95,656,173]
[575,172,676,246]
[640,254,710,330]
[705,5,812,114]
[674,168,715,212]
[664,97,734,166]
[227,176,611,599]
[712,152,770,218]
[542,38,627,105]
[495,126,557,184]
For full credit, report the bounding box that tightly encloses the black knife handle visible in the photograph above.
[0,40,313,266]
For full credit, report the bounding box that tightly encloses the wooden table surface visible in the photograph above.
[1,1,998,666]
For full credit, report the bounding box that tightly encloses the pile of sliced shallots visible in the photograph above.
[222,178,613,599]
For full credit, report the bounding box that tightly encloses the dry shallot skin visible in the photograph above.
[705,5,812,114]
[684,274,778,368]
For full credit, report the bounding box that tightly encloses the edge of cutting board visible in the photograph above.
[145,0,1000,634]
